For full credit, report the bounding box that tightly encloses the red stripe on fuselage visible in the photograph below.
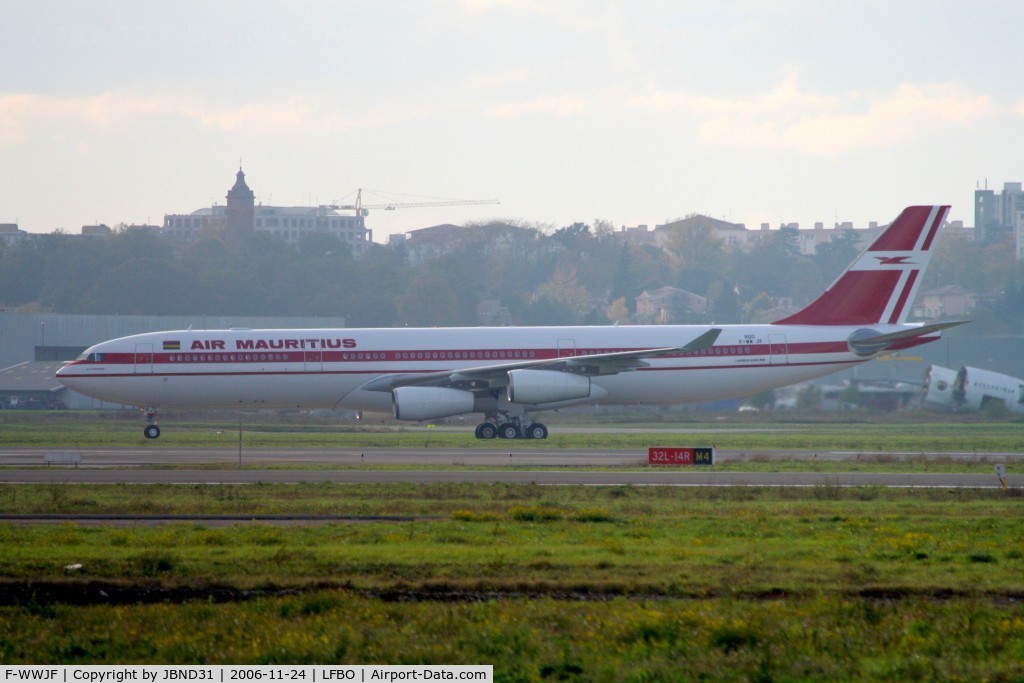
[59,340,854,379]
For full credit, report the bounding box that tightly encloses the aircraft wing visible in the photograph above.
[360,327,722,393]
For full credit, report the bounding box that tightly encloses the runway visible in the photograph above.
[0,447,1017,488]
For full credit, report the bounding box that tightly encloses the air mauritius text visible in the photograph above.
[187,338,357,351]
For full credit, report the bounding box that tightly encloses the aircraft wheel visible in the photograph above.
[475,423,498,440]
[144,425,161,440]
[524,423,548,440]
[497,423,520,440]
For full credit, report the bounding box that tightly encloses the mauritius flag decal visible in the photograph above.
[163,340,181,351]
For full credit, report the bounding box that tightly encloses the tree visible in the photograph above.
[535,265,592,324]
[0,235,54,306]
[732,230,817,306]
[81,257,191,314]
[552,222,590,246]
[796,385,822,411]
[520,295,577,326]
[662,220,726,295]
[593,218,614,237]
[606,297,630,324]
[394,274,461,327]
[609,244,637,315]
[297,233,354,260]
[744,390,776,410]
[812,230,862,287]
[705,279,742,323]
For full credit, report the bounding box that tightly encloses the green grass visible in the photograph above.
[3,593,1023,679]
[1,484,1023,677]
[2,411,1024,677]
[1,484,1021,595]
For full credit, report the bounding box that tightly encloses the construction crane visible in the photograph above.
[323,188,500,216]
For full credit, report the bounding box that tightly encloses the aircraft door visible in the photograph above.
[134,343,154,374]
[768,334,789,365]
[557,338,576,358]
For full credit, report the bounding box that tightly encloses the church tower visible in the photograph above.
[225,167,255,236]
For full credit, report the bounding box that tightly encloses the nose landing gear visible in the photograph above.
[143,408,161,439]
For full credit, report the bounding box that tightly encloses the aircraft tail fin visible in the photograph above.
[774,205,949,326]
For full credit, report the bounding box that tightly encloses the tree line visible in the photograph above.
[1,220,1022,332]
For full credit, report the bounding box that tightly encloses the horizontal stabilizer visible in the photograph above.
[847,320,968,356]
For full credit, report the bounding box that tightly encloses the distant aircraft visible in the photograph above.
[58,205,964,440]
[922,365,1024,413]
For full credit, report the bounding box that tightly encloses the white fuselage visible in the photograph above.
[56,323,930,413]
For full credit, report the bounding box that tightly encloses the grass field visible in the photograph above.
[1,411,1023,679]
[0,483,1023,679]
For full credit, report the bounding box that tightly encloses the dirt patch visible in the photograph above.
[2,579,1021,606]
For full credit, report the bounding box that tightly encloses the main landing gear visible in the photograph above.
[474,414,548,440]
[143,408,161,439]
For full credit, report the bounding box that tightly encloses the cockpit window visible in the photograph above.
[77,352,106,362]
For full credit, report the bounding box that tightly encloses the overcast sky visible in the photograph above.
[2,0,1022,239]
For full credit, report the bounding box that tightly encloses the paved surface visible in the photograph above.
[0,468,1016,488]
[0,446,1017,488]
[1,446,1020,467]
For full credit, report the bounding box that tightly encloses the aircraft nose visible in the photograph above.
[55,361,77,384]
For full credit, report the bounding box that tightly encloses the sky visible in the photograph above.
[2,0,1023,241]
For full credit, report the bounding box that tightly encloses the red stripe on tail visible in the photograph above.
[887,269,919,324]
[868,206,937,251]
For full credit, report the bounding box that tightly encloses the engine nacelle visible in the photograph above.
[507,369,591,404]
[392,386,476,421]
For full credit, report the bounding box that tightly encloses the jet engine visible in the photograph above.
[392,386,476,421]
[507,369,591,404]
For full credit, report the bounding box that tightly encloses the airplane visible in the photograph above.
[922,365,1024,414]
[57,205,965,440]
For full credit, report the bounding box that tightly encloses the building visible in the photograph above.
[0,223,30,246]
[646,215,884,255]
[654,215,756,251]
[163,168,371,254]
[225,167,256,237]
[476,299,512,326]
[975,181,1024,246]
[399,222,543,264]
[635,286,708,324]
[81,224,113,237]
[914,285,977,320]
